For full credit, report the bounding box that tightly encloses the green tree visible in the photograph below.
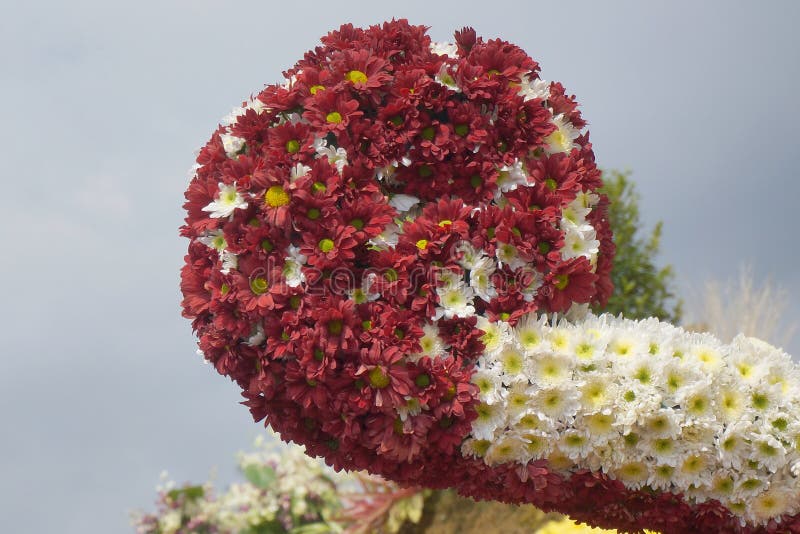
[594,170,682,323]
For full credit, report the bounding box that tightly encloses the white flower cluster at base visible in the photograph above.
[462,313,800,525]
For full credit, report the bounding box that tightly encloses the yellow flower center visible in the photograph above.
[554,274,570,290]
[249,277,268,295]
[416,239,429,250]
[285,139,300,153]
[318,238,335,253]
[345,70,368,84]
[368,367,390,388]
[326,111,343,123]
[265,185,290,207]
[309,84,325,95]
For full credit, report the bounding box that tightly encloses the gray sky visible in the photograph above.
[2,1,799,532]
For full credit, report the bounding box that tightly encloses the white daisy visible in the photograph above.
[469,256,497,301]
[313,137,348,173]
[514,313,550,354]
[202,182,248,219]
[198,229,228,253]
[434,283,475,319]
[220,132,246,157]
[470,401,506,440]
[388,194,420,213]
[289,162,311,182]
[495,159,528,193]
[430,41,458,57]
[517,75,550,102]
[475,316,512,357]
[544,113,580,154]
[220,251,238,275]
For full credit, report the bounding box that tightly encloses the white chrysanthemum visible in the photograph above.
[350,273,380,305]
[245,322,265,347]
[688,338,725,373]
[572,330,606,363]
[646,463,678,492]
[408,322,448,362]
[517,75,550,102]
[495,242,526,270]
[476,317,511,357]
[529,353,573,387]
[435,63,459,91]
[544,113,580,154]
[559,429,594,461]
[562,224,600,262]
[505,382,533,416]
[498,345,528,385]
[749,433,787,473]
[579,374,618,413]
[461,438,492,459]
[615,383,662,429]
[198,229,228,253]
[496,159,528,193]
[388,193,420,213]
[561,199,592,227]
[430,41,458,57]
[368,222,400,249]
[289,162,311,182]
[660,358,706,403]
[313,137,348,173]
[580,410,618,443]
[454,241,484,270]
[611,460,650,490]
[615,355,664,389]
[515,314,550,354]
[484,435,527,466]
[671,451,714,491]
[396,397,423,422]
[435,284,475,319]
[646,431,691,467]
[530,386,580,421]
[471,401,506,440]
[641,408,683,439]
[606,331,647,359]
[220,132,245,157]
[748,487,796,524]
[471,368,503,404]
[220,251,238,275]
[547,324,575,356]
[436,268,464,290]
[681,385,716,422]
[202,182,248,218]
[518,431,552,461]
[574,190,600,209]
[469,256,497,301]
[748,384,781,413]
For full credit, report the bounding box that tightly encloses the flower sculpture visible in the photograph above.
[180,20,800,533]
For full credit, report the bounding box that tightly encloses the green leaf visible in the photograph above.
[165,484,205,503]
[243,463,277,489]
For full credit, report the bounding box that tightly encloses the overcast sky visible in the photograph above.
[2,1,799,532]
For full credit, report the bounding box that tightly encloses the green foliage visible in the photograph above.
[594,170,682,323]
[243,463,277,489]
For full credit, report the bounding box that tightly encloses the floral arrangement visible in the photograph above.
[180,20,800,533]
[132,436,343,533]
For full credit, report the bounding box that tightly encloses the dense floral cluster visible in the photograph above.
[464,313,800,528]
[181,18,610,487]
[132,436,342,533]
